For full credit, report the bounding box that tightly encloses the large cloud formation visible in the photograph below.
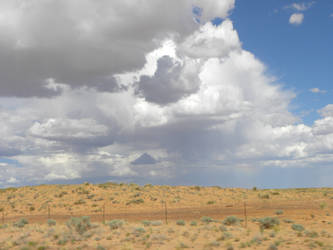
[1,0,333,188]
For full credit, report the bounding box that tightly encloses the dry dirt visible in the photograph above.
[0,183,333,249]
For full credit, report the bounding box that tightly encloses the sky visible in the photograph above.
[0,0,333,188]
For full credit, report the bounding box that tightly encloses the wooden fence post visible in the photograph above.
[103,203,105,224]
[164,201,168,225]
[244,201,247,228]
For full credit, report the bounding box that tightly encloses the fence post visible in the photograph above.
[102,203,105,224]
[164,201,168,225]
[244,201,247,228]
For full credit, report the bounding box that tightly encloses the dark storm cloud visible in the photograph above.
[0,147,21,157]
[131,153,157,165]
[0,0,206,97]
[135,56,200,105]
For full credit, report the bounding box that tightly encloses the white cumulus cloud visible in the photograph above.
[289,13,304,25]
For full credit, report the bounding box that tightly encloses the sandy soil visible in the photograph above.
[0,183,333,249]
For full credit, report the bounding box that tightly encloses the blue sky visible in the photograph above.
[230,0,333,125]
[1,0,333,188]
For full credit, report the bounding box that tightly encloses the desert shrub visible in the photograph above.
[29,206,35,211]
[207,200,215,205]
[291,224,304,232]
[142,220,151,226]
[320,202,327,210]
[283,219,293,223]
[87,194,95,199]
[151,221,162,226]
[176,220,185,226]
[252,186,257,191]
[226,245,234,250]
[74,199,86,205]
[258,217,279,230]
[47,219,56,226]
[223,216,240,226]
[209,241,220,247]
[14,218,28,228]
[66,216,91,235]
[275,210,283,215]
[217,232,233,241]
[201,216,214,223]
[251,235,263,245]
[258,193,270,199]
[132,193,141,198]
[132,227,146,236]
[126,198,144,205]
[190,221,197,226]
[305,230,318,238]
[267,243,278,250]
[106,219,124,230]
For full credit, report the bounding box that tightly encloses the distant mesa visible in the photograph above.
[131,153,157,165]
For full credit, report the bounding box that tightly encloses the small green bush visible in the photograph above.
[258,194,270,199]
[176,220,185,226]
[291,224,304,232]
[258,217,279,230]
[14,218,28,228]
[190,221,197,226]
[151,221,162,226]
[106,220,124,230]
[142,220,151,226]
[126,199,144,205]
[267,243,278,250]
[132,227,146,236]
[305,230,318,238]
[223,216,240,226]
[47,219,56,226]
[66,216,91,235]
[201,216,214,223]
[275,210,283,215]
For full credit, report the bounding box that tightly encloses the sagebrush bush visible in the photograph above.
[126,198,144,205]
[223,216,240,226]
[14,218,28,228]
[176,220,185,226]
[291,224,304,232]
[201,216,214,223]
[66,216,91,235]
[258,193,270,199]
[283,219,294,223]
[142,220,151,227]
[275,210,283,215]
[151,221,162,226]
[47,219,56,226]
[107,219,124,230]
[258,217,279,229]
[190,221,197,226]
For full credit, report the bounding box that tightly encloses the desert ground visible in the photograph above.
[1,183,333,249]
